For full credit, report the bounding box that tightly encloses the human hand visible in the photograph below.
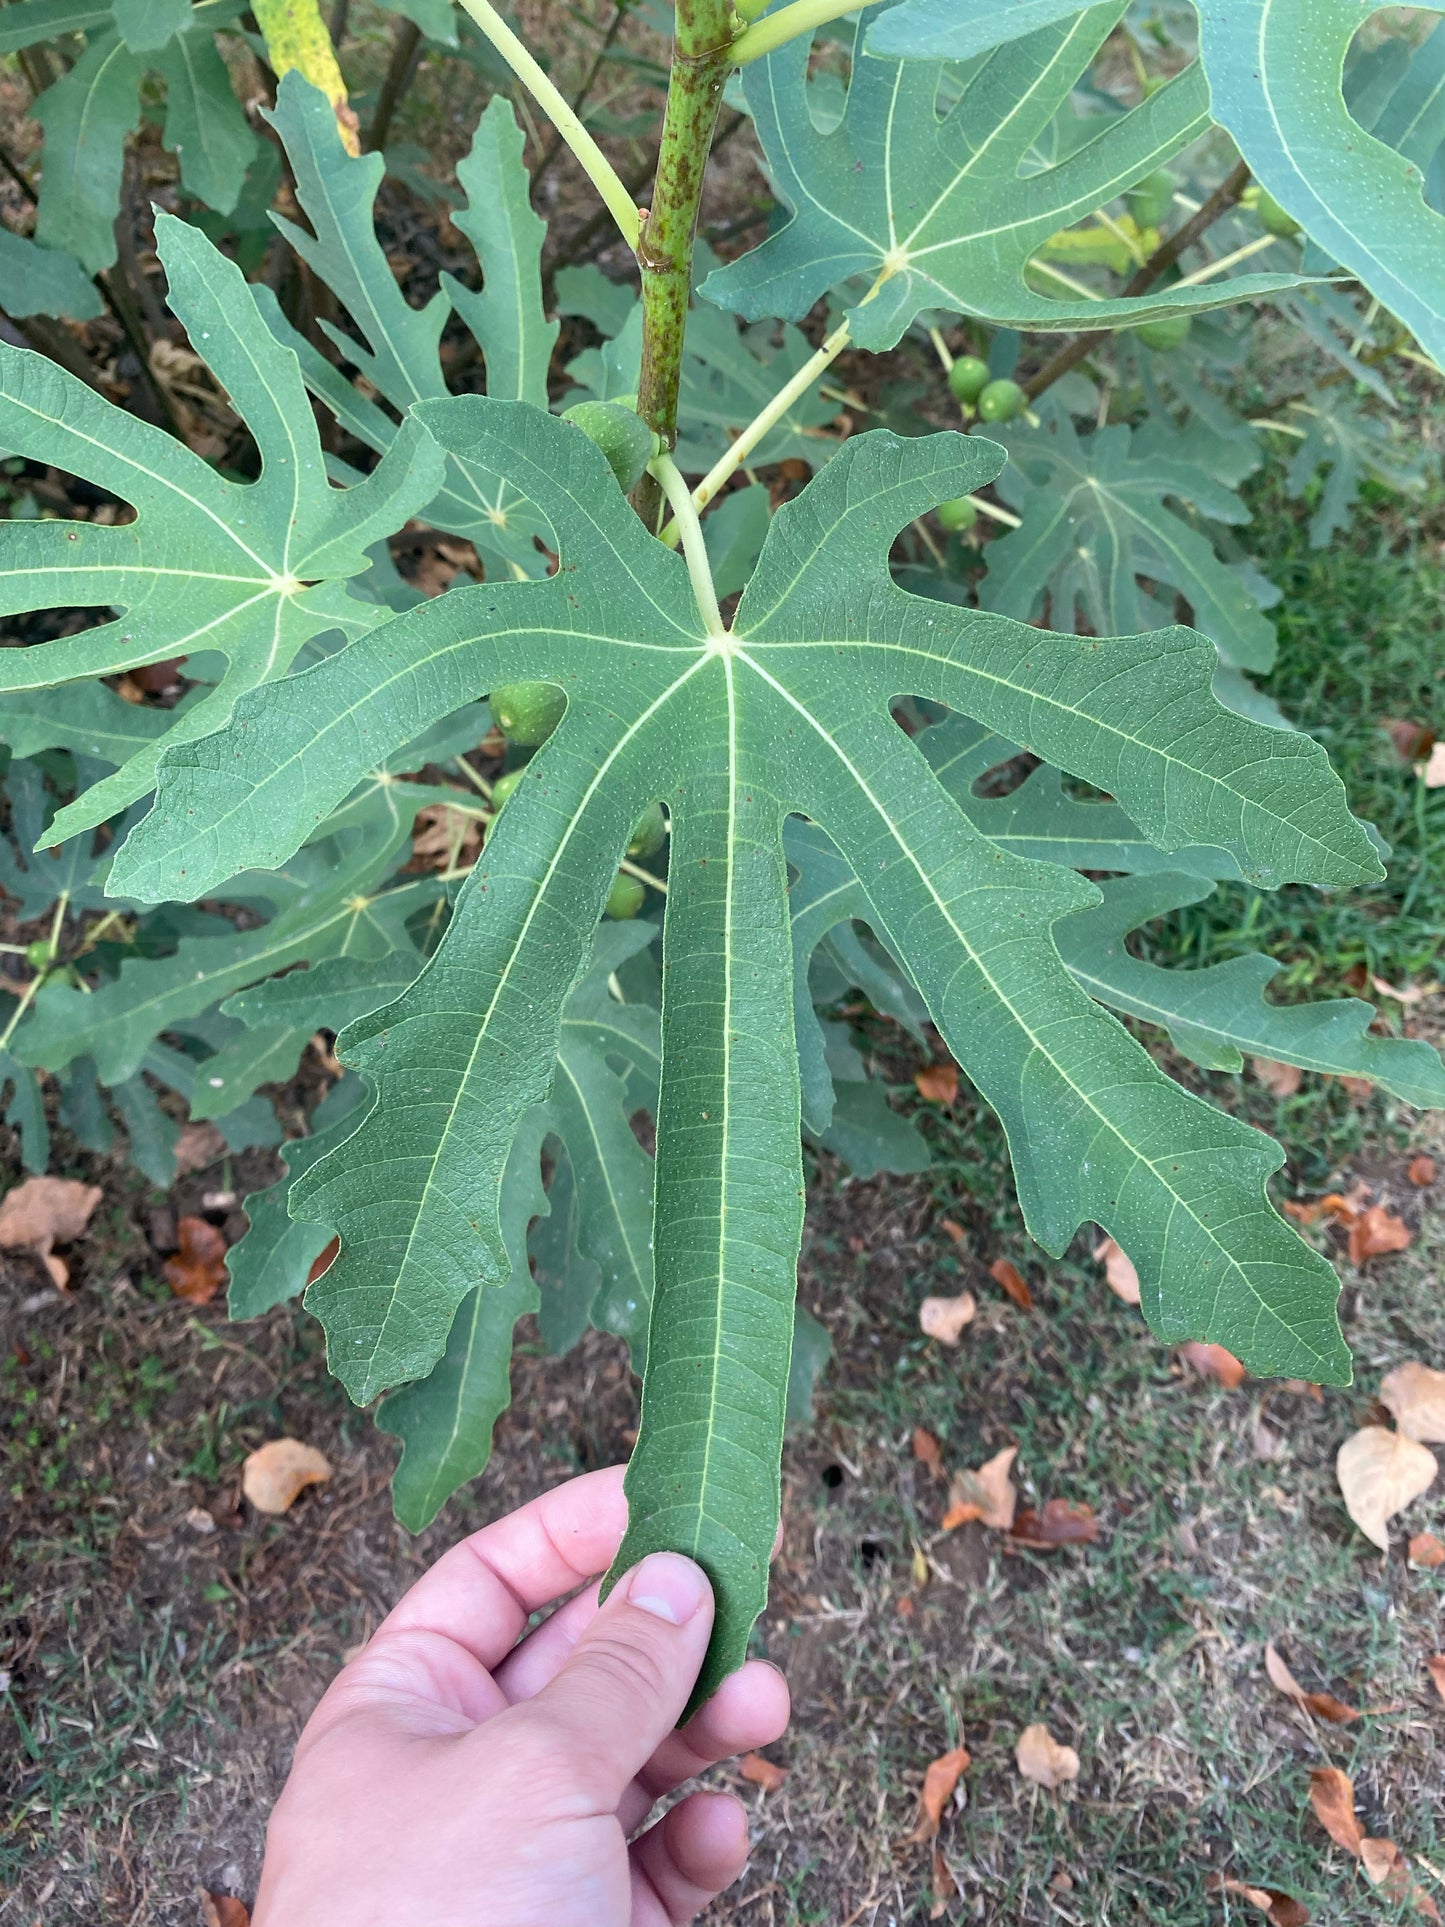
[251,1466,789,1926]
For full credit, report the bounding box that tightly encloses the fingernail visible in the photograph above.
[627,1551,706,1625]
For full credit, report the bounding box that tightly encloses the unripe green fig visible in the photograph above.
[1255,188,1301,238]
[490,768,523,811]
[1126,168,1174,230]
[1132,312,1192,352]
[490,680,566,746]
[976,378,1025,423]
[627,801,667,859]
[936,496,977,533]
[561,400,659,493]
[947,354,990,405]
[605,872,645,920]
[24,938,53,971]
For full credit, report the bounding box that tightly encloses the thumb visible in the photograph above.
[526,1551,715,1805]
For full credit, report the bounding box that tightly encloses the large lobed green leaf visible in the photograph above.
[0,213,442,847]
[705,3,1304,350]
[109,400,1377,1693]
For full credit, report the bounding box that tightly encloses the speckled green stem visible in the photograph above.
[630,0,737,527]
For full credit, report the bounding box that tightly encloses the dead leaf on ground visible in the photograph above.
[1252,1057,1303,1096]
[1282,1192,1355,1227]
[938,1217,967,1246]
[162,1215,229,1304]
[942,1444,1018,1532]
[1383,718,1436,763]
[1348,1204,1412,1267]
[1408,1532,1445,1568]
[1336,1426,1438,1550]
[1419,742,1445,787]
[988,1256,1033,1311]
[1308,1766,1364,1856]
[915,1060,958,1105]
[929,1842,958,1920]
[1337,1074,1374,1103]
[172,1121,226,1175]
[1263,1639,1359,1723]
[1094,1235,1140,1305]
[738,1752,787,1792]
[1015,1723,1079,1789]
[307,1236,340,1285]
[1427,1656,1445,1706]
[904,1745,970,1844]
[202,1898,249,1927]
[919,1290,976,1346]
[1253,1416,1286,1461]
[0,1176,103,1289]
[1380,1362,1445,1443]
[1179,1341,1246,1388]
[1407,1155,1438,1187]
[1009,1498,1100,1549]
[1373,976,1435,1007]
[411,800,483,871]
[1360,1838,1442,1920]
[912,1427,946,1481]
[242,1438,333,1515]
[1206,1874,1310,1926]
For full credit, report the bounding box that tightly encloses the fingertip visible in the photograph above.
[682,1659,790,1755]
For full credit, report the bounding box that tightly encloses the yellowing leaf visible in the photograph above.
[1015,1722,1080,1789]
[1335,1426,1438,1550]
[242,1438,333,1515]
[252,0,359,154]
[1379,1362,1445,1444]
[919,1290,976,1346]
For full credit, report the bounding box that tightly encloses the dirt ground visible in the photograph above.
[4,1079,1444,1927]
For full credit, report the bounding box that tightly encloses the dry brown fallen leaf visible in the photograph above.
[1384,718,1436,764]
[942,1444,1018,1532]
[1263,1639,1359,1723]
[411,800,483,872]
[173,1120,227,1176]
[1427,1657,1445,1707]
[1308,1766,1364,1855]
[919,1290,976,1346]
[904,1745,970,1844]
[1206,1874,1310,1926]
[0,1175,103,1289]
[1336,1425,1438,1551]
[1179,1341,1247,1388]
[1380,1362,1445,1444]
[929,1842,958,1921]
[1408,1532,1445,1568]
[242,1438,333,1515]
[1419,742,1445,787]
[938,1216,967,1246]
[1094,1235,1140,1305]
[988,1256,1033,1311]
[1015,1723,1079,1789]
[1010,1498,1100,1549]
[1360,1839,1442,1920]
[202,1896,249,1927]
[1308,1768,1440,1918]
[912,1427,945,1481]
[915,1060,959,1105]
[1252,1056,1303,1096]
[1372,976,1434,1007]
[738,1751,787,1792]
[1348,1203,1412,1267]
[162,1215,229,1304]
[1407,1155,1438,1188]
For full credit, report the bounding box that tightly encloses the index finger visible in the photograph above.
[375,1464,630,1669]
